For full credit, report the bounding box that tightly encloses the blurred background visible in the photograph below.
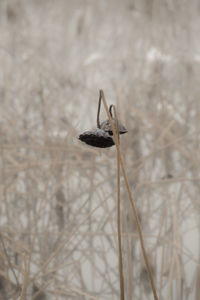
[0,0,200,299]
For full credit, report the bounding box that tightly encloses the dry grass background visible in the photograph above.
[0,0,200,299]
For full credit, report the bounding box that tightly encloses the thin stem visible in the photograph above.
[109,105,113,118]
[113,104,125,300]
[100,89,158,300]
[20,254,28,300]
[97,92,102,128]
[0,234,19,287]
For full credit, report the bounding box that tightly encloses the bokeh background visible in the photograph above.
[0,0,200,299]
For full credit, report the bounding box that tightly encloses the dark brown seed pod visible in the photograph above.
[79,128,114,148]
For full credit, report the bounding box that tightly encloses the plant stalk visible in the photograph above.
[114,105,125,300]
[100,90,158,300]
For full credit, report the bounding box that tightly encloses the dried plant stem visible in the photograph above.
[100,90,158,300]
[97,91,102,128]
[114,106,125,300]
[0,234,19,287]
[20,254,28,300]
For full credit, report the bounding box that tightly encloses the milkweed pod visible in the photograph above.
[79,128,114,148]
[100,118,128,136]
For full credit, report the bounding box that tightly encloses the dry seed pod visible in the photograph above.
[100,118,128,135]
[100,105,128,135]
[79,99,128,148]
[79,128,114,148]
